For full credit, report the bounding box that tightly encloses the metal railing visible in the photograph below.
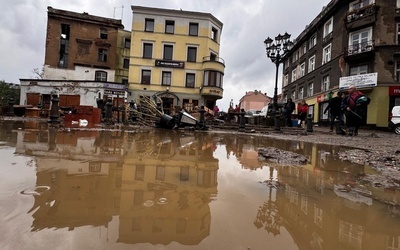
[346,40,374,56]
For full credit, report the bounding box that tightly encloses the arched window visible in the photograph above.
[95,71,107,81]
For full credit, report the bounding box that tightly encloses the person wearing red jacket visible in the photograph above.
[297,99,309,128]
[341,85,366,136]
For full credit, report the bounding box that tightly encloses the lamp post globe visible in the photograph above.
[264,32,292,131]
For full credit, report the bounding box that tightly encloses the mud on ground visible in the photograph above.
[249,126,400,190]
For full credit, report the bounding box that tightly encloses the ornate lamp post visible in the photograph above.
[264,32,293,131]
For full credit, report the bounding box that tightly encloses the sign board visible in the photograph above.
[155,60,185,68]
[317,92,331,103]
[104,90,125,95]
[389,86,400,96]
[339,72,377,89]
[104,83,126,90]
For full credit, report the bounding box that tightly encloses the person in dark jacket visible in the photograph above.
[324,91,344,132]
[341,85,365,136]
[283,98,295,127]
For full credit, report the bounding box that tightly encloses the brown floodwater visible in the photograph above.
[0,120,399,250]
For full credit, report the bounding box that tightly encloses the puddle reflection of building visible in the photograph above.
[14,127,125,231]
[119,131,218,245]
[14,127,219,245]
[253,144,400,249]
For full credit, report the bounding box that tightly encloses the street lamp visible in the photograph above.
[264,32,293,131]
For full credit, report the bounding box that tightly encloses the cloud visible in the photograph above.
[0,0,330,111]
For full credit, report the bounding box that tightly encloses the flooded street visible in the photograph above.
[0,120,399,250]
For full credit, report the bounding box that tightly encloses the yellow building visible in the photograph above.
[129,6,225,115]
[115,29,131,85]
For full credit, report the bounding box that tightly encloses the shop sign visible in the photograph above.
[209,89,221,95]
[339,72,377,89]
[317,93,331,103]
[104,83,125,90]
[389,86,400,96]
[104,89,125,95]
[155,60,185,68]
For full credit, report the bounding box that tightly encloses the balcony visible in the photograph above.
[345,4,379,30]
[200,86,223,99]
[202,56,225,73]
[344,40,375,62]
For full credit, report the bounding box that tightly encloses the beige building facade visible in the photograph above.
[129,6,225,115]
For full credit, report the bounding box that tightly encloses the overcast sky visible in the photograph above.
[0,0,331,111]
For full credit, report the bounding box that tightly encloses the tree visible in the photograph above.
[32,66,44,79]
[0,80,20,113]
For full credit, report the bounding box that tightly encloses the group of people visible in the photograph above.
[283,98,309,128]
[283,85,369,136]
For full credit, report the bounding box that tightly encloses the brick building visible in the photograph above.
[281,0,400,128]
[20,7,128,109]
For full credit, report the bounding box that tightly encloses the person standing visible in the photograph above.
[297,99,309,128]
[324,91,344,132]
[283,98,295,127]
[213,105,219,115]
[341,85,365,136]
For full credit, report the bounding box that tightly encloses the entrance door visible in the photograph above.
[161,97,174,115]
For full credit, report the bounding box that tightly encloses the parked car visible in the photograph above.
[253,103,285,118]
[389,106,400,134]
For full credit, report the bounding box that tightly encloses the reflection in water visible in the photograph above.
[1,119,400,249]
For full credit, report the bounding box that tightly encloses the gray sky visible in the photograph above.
[0,0,330,111]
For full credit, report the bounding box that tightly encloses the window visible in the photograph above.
[122,78,128,85]
[300,63,305,78]
[210,53,217,61]
[204,71,223,87]
[161,71,171,86]
[123,58,129,69]
[165,20,175,34]
[124,38,131,48]
[397,61,400,82]
[156,166,165,181]
[189,22,198,36]
[299,87,304,99]
[322,44,331,64]
[211,27,218,42]
[349,0,374,11]
[397,23,400,45]
[322,75,330,92]
[95,71,107,81]
[309,34,317,48]
[323,17,333,37]
[350,65,368,75]
[302,44,307,56]
[187,47,197,62]
[291,91,296,101]
[143,43,153,58]
[59,23,70,68]
[349,27,372,54]
[98,48,108,62]
[284,74,288,87]
[145,19,154,32]
[308,55,315,73]
[308,82,314,96]
[100,28,108,39]
[141,70,151,84]
[186,73,195,88]
[291,69,297,82]
[163,44,173,60]
[292,51,299,63]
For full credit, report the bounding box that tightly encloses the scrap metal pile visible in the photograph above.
[131,96,205,130]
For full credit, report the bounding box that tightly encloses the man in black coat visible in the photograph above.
[324,91,344,132]
[283,98,295,127]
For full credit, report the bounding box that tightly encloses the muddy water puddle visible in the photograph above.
[0,120,399,250]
